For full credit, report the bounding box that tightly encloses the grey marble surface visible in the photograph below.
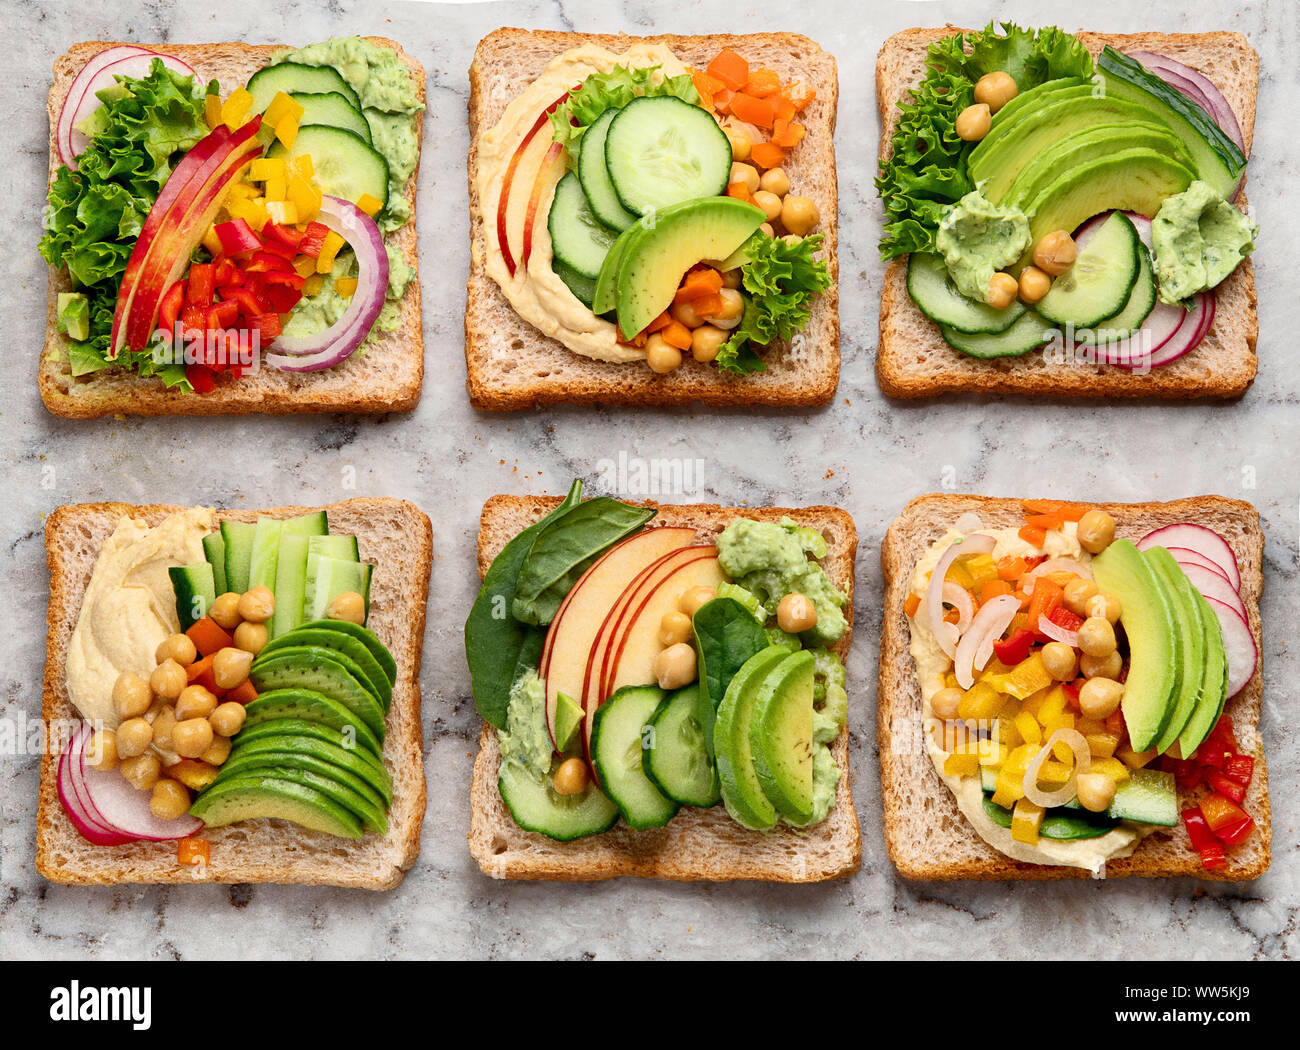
[0,0,1295,961]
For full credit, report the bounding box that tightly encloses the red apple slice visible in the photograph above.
[521,141,565,270]
[540,527,696,747]
[495,89,572,276]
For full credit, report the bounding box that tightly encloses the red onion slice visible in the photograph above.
[924,533,996,659]
[954,593,1021,689]
[1023,729,1091,808]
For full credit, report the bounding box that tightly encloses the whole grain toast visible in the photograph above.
[466,29,839,411]
[875,29,1259,400]
[878,493,1269,881]
[467,496,860,882]
[41,39,426,418]
[38,497,432,890]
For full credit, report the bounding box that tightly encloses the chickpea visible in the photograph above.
[653,642,698,691]
[175,684,219,722]
[1077,509,1116,555]
[986,272,1019,310]
[150,659,188,701]
[151,706,177,751]
[1086,592,1122,625]
[1033,230,1077,276]
[678,585,716,618]
[552,756,590,796]
[113,671,152,720]
[1075,771,1116,813]
[1079,677,1125,719]
[777,593,818,634]
[1077,616,1117,658]
[119,753,161,791]
[1040,641,1078,682]
[779,195,820,236]
[752,190,783,222]
[730,161,760,194]
[209,591,242,630]
[150,778,191,820]
[87,729,119,772]
[172,717,215,760]
[1081,650,1123,680]
[1018,265,1051,304]
[237,585,275,624]
[659,611,694,647]
[155,633,197,667]
[726,126,752,162]
[931,686,963,719]
[758,222,775,238]
[645,334,682,374]
[955,102,992,141]
[710,288,746,330]
[670,298,704,329]
[209,701,247,738]
[974,71,1019,113]
[759,166,791,197]
[213,647,253,690]
[781,234,803,247]
[720,269,742,289]
[115,718,154,758]
[233,620,269,655]
[691,325,727,363]
[326,590,366,625]
[201,734,233,766]
[1063,578,1100,617]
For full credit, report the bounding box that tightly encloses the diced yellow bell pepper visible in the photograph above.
[943,671,960,691]
[1074,717,1106,737]
[1011,799,1045,844]
[249,157,287,183]
[264,200,299,225]
[302,274,325,297]
[980,658,1014,680]
[1086,731,1120,759]
[274,116,299,150]
[944,560,975,590]
[226,196,268,233]
[1036,684,1068,727]
[1116,745,1157,770]
[292,256,317,279]
[355,192,383,217]
[204,93,223,131]
[962,553,999,589]
[226,182,261,201]
[1006,743,1038,775]
[978,740,1007,767]
[996,713,1022,750]
[1088,757,1131,783]
[957,681,1004,722]
[985,654,1053,702]
[291,154,315,180]
[1014,711,1042,747]
[1037,759,1073,784]
[221,87,254,131]
[287,174,322,223]
[994,767,1026,807]
[316,231,346,274]
[264,176,287,203]
[334,277,359,297]
[944,753,980,778]
[263,91,306,129]
[1051,728,1077,763]
[201,224,223,257]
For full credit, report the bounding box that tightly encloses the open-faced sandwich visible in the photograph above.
[39,498,430,890]
[879,494,1269,881]
[41,37,425,417]
[464,480,859,881]
[875,24,1258,398]
[467,30,838,410]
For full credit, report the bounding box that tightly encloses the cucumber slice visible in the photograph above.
[577,109,639,231]
[247,62,362,115]
[305,556,373,622]
[498,761,620,842]
[202,531,228,595]
[981,794,1118,839]
[554,260,597,308]
[283,511,329,538]
[940,310,1055,358]
[1036,212,1141,329]
[268,125,388,211]
[590,685,680,829]
[547,172,616,280]
[1107,768,1177,827]
[643,685,721,808]
[248,518,283,592]
[907,252,1026,334]
[605,96,731,215]
[220,521,258,594]
[169,563,216,630]
[308,534,360,562]
[1079,242,1157,344]
[271,533,310,639]
[291,91,371,144]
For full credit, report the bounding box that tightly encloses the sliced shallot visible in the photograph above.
[954,593,1021,689]
[1023,729,1091,808]
[925,533,995,658]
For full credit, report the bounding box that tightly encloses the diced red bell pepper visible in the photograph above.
[1214,814,1256,846]
[1046,605,1084,632]
[214,258,244,289]
[1206,770,1247,805]
[1197,714,1238,768]
[252,279,302,313]
[248,313,282,342]
[158,280,185,335]
[180,305,207,334]
[1182,808,1227,870]
[260,269,305,290]
[207,300,240,331]
[225,287,268,321]
[992,627,1035,665]
[185,263,215,308]
[214,218,262,257]
[185,362,217,394]
[298,221,331,258]
[245,250,295,274]
[261,221,304,259]
[1224,753,1255,785]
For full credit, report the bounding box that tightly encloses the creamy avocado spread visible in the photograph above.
[935,189,1031,301]
[499,669,552,779]
[1152,180,1257,304]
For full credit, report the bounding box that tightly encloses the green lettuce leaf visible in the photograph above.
[549,64,699,165]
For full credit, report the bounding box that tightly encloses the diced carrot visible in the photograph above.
[1024,512,1064,531]
[646,311,673,334]
[661,320,694,351]
[712,88,734,115]
[773,96,797,123]
[726,181,754,204]
[185,616,234,656]
[750,141,785,169]
[184,654,227,697]
[707,48,750,91]
[1018,525,1047,547]
[674,268,724,303]
[1013,589,1030,610]
[225,679,258,705]
[177,838,210,867]
[1059,504,1089,522]
[745,68,782,98]
[981,579,1013,604]
[1022,499,1064,514]
[730,92,775,129]
[996,556,1028,581]
[771,120,806,149]
[792,88,817,111]
[692,292,726,318]
[691,69,719,108]
[1024,578,1064,635]
[904,593,921,617]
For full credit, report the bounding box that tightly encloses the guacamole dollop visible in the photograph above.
[1152,180,1257,304]
[498,669,552,779]
[716,518,848,648]
[935,189,1031,301]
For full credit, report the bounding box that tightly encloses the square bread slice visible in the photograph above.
[41,39,425,418]
[466,29,839,410]
[878,493,1269,881]
[467,496,860,881]
[38,498,432,890]
[875,29,1259,399]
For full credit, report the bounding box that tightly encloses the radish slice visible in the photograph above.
[1202,596,1257,698]
[923,533,996,659]
[1166,546,1234,588]
[57,45,148,167]
[1138,523,1240,591]
[954,593,1021,689]
[1143,292,1214,369]
[58,725,136,846]
[1178,561,1249,623]
[81,743,202,841]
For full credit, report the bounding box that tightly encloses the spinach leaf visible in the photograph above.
[465,480,583,728]
[511,498,656,626]
[692,598,773,710]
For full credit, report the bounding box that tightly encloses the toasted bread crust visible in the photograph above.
[41,39,425,418]
[878,494,1269,881]
[874,28,1260,400]
[466,29,839,410]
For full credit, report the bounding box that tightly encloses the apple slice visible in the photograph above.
[495,89,572,276]
[540,527,696,747]
[522,141,566,270]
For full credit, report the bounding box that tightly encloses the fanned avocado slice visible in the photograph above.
[241,690,383,757]
[190,775,364,838]
[229,734,393,803]
[209,758,388,834]
[250,646,385,740]
[293,619,397,686]
[259,627,392,709]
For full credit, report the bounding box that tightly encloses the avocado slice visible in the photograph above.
[750,649,816,824]
[211,756,388,834]
[713,646,789,830]
[1179,586,1229,757]
[241,689,383,757]
[229,734,393,803]
[983,76,1091,138]
[554,691,584,755]
[189,775,364,838]
[1145,547,1205,754]
[295,619,396,686]
[1091,539,1179,751]
[233,718,391,789]
[250,646,386,740]
[259,627,392,709]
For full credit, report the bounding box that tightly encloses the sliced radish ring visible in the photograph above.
[1202,596,1257,699]
[1138,523,1240,591]
[58,724,137,846]
[1178,561,1248,623]
[57,45,148,167]
[80,741,202,841]
[1166,546,1234,588]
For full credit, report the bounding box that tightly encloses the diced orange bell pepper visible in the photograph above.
[904,593,921,617]
[981,579,1013,604]
[692,292,726,319]
[707,48,750,91]
[730,92,775,129]
[674,267,723,303]
[712,88,734,115]
[745,68,782,98]
[661,320,693,351]
[773,96,797,123]
[726,181,754,204]
[646,311,673,334]
[750,141,785,170]
[225,679,258,705]
[1024,512,1064,531]
[791,88,817,111]
[997,556,1028,581]
[771,119,806,149]
[185,616,234,657]
[1018,524,1048,547]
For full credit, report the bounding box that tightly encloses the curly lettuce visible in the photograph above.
[876,22,1093,260]
[40,59,210,384]
[549,64,698,166]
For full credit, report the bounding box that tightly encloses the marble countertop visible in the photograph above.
[1,0,1295,961]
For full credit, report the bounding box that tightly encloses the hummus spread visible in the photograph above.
[906,524,1149,875]
[476,44,691,364]
[66,508,213,728]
